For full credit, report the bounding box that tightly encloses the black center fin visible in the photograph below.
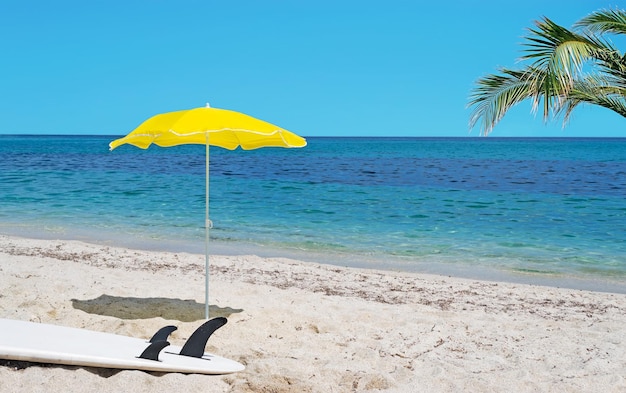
[179,317,228,358]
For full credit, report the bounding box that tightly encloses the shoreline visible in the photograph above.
[1,234,626,392]
[3,226,625,296]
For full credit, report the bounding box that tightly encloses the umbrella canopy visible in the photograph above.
[109,106,306,150]
[109,105,306,319]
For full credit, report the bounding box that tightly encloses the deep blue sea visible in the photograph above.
[1,135,625,292]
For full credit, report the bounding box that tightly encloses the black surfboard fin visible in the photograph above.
[179,317,228,358]
[138,340,170,361]
[149,325,178,343]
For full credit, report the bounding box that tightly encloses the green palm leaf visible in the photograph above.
[468,8,626,135]
[575,8,626,35]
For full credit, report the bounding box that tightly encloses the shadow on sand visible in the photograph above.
[71,294,243,322]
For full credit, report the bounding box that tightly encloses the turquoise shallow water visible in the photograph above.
[1,135,625,292]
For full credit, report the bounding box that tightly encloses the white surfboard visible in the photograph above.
[0,318,244,374]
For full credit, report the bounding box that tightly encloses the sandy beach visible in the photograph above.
[0,234,625,392]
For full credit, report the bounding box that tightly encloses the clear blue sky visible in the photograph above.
[1,0,624,137]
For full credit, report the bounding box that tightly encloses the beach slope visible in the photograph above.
[0,235,625,392]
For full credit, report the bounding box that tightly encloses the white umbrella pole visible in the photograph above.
[205,138,210,320]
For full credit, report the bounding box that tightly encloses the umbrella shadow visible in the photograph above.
[71,294,243,322]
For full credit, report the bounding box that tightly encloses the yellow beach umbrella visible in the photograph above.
[110,104,306,319]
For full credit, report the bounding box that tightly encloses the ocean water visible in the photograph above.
[1,135,625,292]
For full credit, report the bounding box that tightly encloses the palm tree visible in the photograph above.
[468,8,626,136]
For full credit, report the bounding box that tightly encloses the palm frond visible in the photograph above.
[560,76,626,122]
[523,17,600,88]
[575,8,626,35]
[468,68,536,135]
[468,8,626,135]
[587,45,626,83]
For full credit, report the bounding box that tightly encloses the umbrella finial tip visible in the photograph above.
[205,102,211,108]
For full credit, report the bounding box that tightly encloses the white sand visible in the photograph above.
[0,234,625,392]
